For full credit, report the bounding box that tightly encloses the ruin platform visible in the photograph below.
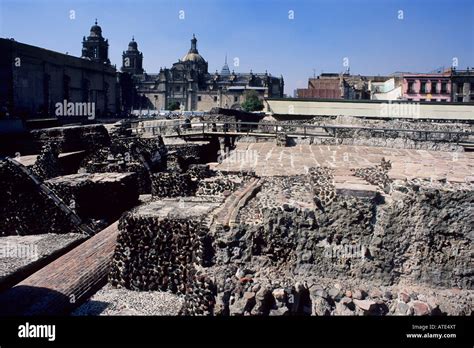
[214,143,473,183]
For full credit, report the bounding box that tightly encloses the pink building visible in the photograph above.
[402,73,451,102]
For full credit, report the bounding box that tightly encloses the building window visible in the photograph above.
[197,96,202,102]
[457,96,463,102]
[408,81,415,93]
[176,86,181,92]
[457,84,463,94]
[234,96,239,102]
[431,82,437,94]
[420,82,427,94]
[214,96,218,102]
[441,83,447,93]
[470,83,474,92]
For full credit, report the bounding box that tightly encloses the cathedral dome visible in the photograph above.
[90,19,102,37]
[182,34,205,63]
[182,52,205,63]
[128,37,138,50]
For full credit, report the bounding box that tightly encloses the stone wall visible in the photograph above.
[0,160,80,236]
[226,173,472,290]
[109,199,221,293]
[80,136,167,194]
[45,172,139,222]
[31,124,111,153]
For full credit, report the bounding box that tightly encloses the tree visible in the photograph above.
[241,90,264,112]
[167,100,180,111]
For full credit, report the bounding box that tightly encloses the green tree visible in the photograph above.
[241,90,264,112]
[167,100,180,111]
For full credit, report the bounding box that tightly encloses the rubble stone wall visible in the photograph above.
[109,199,221,293]
[230,176,472,290]
[31,124,110,153]
[0,160,80,236]
[45,172,139,222]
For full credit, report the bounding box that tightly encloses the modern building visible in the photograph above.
[296,73,343,99]
[401,72,451,102]
[0,22,119,119]
[296,73,371,100]
[369,77,403,100]
[451,68,474,102]
[122,35,284,111]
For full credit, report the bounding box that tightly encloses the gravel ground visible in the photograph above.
[0,233,86,281]
[72,284,184,316]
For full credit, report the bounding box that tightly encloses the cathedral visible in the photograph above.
[121,34,284,111]
[81,19,111,65]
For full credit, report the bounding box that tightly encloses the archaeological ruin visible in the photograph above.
[0,108,473,319]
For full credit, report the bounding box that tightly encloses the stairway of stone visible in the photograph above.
[333,167,379,199]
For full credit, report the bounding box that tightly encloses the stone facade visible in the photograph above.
[0,24,119,119]
[122,35,284,111]
[451,69,474,102]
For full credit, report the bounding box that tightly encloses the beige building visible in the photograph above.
[124,35,284,112]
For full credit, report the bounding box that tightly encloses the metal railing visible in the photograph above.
[134,120,474,143]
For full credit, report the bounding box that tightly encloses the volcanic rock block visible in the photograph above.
[353,158,392,190]
[180,271,217,316]
[45,172,139,222]
[31,124,110,153]
[196,176,240,197]
[80,136,167,194]
[109,198,221,293]
[0,160,80,236]
[309,167,337,208]
[150,172,193,198]
[31,142,62,180]
[187,164,211,181]
[276,132,288,147]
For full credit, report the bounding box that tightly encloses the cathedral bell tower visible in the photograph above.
[81,19,110,65]
[121,37,144,75]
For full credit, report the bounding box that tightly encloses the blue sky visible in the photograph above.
[0,0,473,95]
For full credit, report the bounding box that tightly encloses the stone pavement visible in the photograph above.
[214,143,474,184]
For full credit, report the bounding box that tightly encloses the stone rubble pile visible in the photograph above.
[210,270,472,316]
[353,158,392,190]
[276,132,288,147]
[309,167,337,209]
[80,137,167,193]
[31,142,63,180]
[196,176,241,197]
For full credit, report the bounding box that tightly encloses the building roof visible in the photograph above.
[182,34,206,63]
[90,19,102,37]
[221,55,231,76]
